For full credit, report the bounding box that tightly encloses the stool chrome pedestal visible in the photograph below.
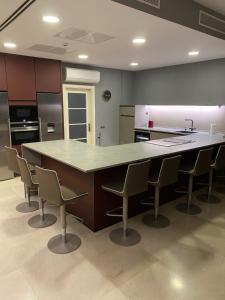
[102,160,150,247]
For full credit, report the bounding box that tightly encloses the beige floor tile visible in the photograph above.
[0,270,37,300]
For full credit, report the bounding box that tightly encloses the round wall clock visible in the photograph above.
[103,90,112,101]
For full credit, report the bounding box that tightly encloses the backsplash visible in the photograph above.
[135,105,225,132]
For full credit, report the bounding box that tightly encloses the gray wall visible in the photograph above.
[134,58,225,106]
[63,63,134,146]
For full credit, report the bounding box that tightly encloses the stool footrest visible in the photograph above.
[140,197,154,206]
[106,206,123,218]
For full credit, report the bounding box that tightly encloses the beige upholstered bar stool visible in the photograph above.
[142,155,181,228]
[4,146,20,176]
[102,160,150,247]
[17,156,57,228]
[176,148,214,215]
[5,146,39,212]
[198,145,225,203]
[35,166,88,254]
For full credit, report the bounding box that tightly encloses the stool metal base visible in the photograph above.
[176,203,202,215]
[16,201,39,213]
[47,233,81,254]
[109,228,141,247]
[142,214,170,228]
[28,214,57,228]
[197,193,221,204]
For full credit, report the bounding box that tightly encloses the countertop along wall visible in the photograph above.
[63,63,134,146]
[133,58,225,106]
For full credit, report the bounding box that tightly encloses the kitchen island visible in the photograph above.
[22,132,225,231]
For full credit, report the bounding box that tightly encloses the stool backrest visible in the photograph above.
[193,148,214,176]
[214,145,225,170]
[158,155,182,188]
[35,166,62,205]
[123,160,150,198]
[4,146,20,175]
[17,155,34,187]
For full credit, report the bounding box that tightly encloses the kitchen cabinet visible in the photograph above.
[150,131,178,140]
[0,54,7,91]
[35,58,62,93]
[5,54,36,101]
[119,105,135,144]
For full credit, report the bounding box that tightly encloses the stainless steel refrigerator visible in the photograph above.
[0,92,13,180]
[37,93,63,141]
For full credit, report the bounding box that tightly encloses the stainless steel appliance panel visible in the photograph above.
[0,92,13,180]
[37,93,63,141]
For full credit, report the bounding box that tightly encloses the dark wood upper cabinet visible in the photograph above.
[5,54,36,101]
[35,58,62,93]
[0,53,7,91]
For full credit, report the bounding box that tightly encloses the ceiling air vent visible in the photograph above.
[199,11,225,35]
[28,44,67,55]
[135,0,160,9]
[55,27,115,44]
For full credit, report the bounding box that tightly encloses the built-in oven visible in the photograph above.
[9,106,38,123]
[10,122,39,145]
[134,130,150,143]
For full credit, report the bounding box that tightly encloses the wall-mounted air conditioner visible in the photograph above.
[65,67,100,84]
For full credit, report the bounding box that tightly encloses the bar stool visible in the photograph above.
[197,145,225,203]
[35,166,88,254]
[17,156,57,229]
[176,148,214,215]
[4,146,20,176]
[102,160,150,247]
[142,155,181,228]
[4,146,39,213]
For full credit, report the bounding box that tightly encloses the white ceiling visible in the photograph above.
[0,0,225,71]
[195,0,225,16]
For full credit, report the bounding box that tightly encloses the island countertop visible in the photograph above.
[23,132,225,173]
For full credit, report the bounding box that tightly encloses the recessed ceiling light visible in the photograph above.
[132,37,146,45]
[42,15,60,23]
[188,50,199,56]
[3,42,17,49]
[130,62,139,67]
[78,54,89,60]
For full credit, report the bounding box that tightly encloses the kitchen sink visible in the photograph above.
[176,130,198,134]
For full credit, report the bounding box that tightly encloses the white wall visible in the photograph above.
[135,105,225,133]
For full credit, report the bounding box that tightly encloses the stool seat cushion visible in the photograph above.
[102,181,124,197]
[179,164,195,175]
[61,186,85,202]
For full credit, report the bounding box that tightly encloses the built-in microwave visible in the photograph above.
[9,106,38,123]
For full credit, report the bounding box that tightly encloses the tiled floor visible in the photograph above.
[0,177,225,300]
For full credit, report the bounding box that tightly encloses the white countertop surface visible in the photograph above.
[23,132,225,173]
[135,126,203,135]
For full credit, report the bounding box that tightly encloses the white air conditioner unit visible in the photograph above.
[65,67,100,84]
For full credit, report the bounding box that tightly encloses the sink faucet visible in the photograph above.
[185,119,195,131]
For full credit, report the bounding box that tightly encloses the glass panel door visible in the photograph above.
[67,92,87,143]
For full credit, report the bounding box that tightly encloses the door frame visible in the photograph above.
[62,84,96,145]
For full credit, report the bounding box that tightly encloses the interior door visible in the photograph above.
[63,87,94,144]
